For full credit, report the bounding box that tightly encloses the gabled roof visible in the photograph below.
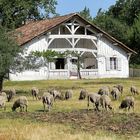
[14,13,136,54]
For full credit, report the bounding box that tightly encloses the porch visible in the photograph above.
[48,69,98,79]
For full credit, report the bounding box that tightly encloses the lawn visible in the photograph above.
[0,78,140,140]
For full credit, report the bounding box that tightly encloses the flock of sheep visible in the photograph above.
[0,84,139,112]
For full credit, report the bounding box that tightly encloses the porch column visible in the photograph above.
[67,56,71,78]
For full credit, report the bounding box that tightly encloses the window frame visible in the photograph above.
[110,57,117,70]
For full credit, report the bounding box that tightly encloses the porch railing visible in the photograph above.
[80,69,98,78]
[49,69,69,79]
[48,69,98,79]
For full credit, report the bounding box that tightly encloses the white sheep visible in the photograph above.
[42,92,54,112]
[0,96,6,110]
[119,96,135,111]
[87,93,101,111]
[12,96,28,112]
[130,86,139,95]
[79,89,88,100]
[98,86,110,96]
[110,87,120,100]
[31,87,39,100]
[65,90,73,100]
[100,94,113,111]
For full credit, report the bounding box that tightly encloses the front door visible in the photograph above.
[70,58,78,77]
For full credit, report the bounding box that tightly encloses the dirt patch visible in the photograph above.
[1,110,140,137]
[29,110,140,136]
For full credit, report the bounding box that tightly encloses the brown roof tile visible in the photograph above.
[15,13,76,45]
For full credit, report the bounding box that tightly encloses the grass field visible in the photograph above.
[0,78,140,140]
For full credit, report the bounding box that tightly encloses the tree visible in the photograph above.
[94,11,129,44]
[79,6,93,22]
[0,27,21,91]
[128,14,140,64]
[0,0,57,29]
[107,0,140,26]
[93,0,140,65]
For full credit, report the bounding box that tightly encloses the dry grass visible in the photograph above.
[0,119,138,140]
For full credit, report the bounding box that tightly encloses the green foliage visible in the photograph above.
[0,0,57,29]
[93,0,140,65]
[0,27,20,77]
[79,6,93,22]
[33,50,65,62]
[108,0,140,26]
[128,14,140,64]
[94,13,129,44]
[0,26,21,90]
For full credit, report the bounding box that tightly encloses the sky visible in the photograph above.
[56,0,117,17]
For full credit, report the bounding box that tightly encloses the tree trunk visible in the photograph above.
[0,77,3,92]
[77,57,82,79]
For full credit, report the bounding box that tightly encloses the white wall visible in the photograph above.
[97,37,129,78]
[9,31,130,81]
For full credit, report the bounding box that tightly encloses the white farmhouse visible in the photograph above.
[10,13,136,81]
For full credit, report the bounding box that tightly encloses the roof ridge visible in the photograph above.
[16,13,77,30]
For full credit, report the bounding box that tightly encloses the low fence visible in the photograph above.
[129,68,140,77]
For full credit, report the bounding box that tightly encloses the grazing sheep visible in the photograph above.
[42,92,54,111]
[110,87,120,100]
[98,86,110,96]
[49,89,62,101]
[114,84,123,94]
[0,92,7,100]
[31,87,39,100]
[79,89,88,100]
[130,86,139,95]
[0,96,6,110]
[12,96,28,112]
[119,96,135,111]
[65,90,73,100]
[7,88,16,102]
[87,93,101,111]
[100,94,112,111]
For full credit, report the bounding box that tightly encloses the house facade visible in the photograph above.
[10,13,136,81]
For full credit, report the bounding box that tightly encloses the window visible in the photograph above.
[110,57,117,70]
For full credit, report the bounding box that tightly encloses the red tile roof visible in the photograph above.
[15,13,76,46]
[14,13,136,54]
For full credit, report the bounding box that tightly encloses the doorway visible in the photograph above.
[55,58,65,69]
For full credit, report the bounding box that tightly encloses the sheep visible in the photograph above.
[119,96,135,111]
[110,87,120,100]
[31,87,39,100]
[114,84,123,94]
[42,92,54,112]
[100,94,112,111]
[12,96,28,112]
[98,86,110,96]
[130,86,139,95]
[0,96,6,110]
[65,90,73,100]
[87,93,101,111]
[0,92,7,100]
[79,89,88,100]
[7,88,16,102]
[49,89,62,101]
